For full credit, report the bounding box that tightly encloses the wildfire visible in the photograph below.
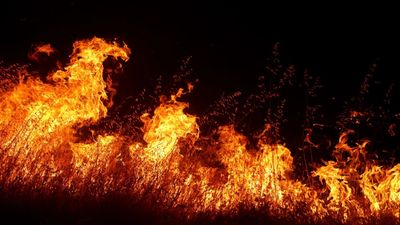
[0,37,399,224]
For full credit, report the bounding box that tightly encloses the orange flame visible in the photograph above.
[0,37,399,224]
[28,43,56,61]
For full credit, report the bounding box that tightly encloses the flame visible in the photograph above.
[0,37,129,189]
[139,89,199,162]
[1,37,400,224]
[28,43,56,61]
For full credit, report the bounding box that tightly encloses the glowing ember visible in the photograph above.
[0,37,399,224]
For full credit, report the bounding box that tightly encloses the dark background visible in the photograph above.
[1,2,398,94]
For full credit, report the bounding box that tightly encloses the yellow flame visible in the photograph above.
[1,37,400,223]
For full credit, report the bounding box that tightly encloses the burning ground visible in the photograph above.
[0,37,399,225]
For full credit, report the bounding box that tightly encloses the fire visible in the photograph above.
[28,43,56,61]
[0,37,129,191]
[0,37,400,224]
[139,89,199,162]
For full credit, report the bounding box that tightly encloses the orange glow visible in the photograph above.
[0,37,399,224]
[28,43,56,61]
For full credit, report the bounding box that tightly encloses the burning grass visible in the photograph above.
[0,37,399,225]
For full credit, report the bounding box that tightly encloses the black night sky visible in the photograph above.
[1,2,398,91]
